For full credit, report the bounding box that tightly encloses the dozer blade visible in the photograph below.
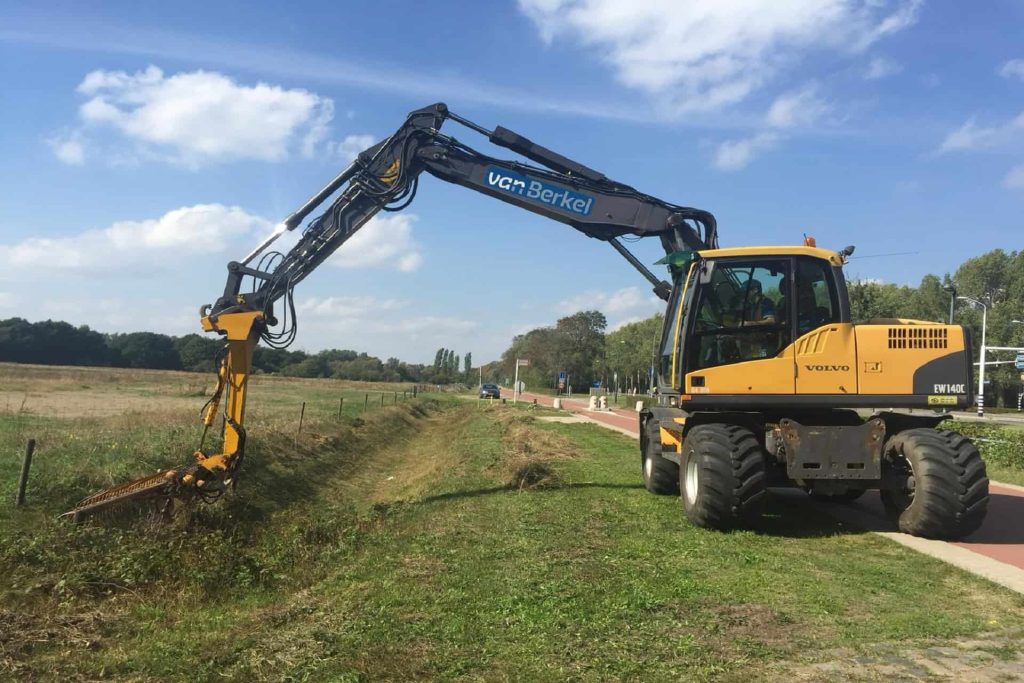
[61,468,182,522]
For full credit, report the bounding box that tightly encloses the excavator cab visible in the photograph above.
[643,244,987,540]
[657,246,850,399]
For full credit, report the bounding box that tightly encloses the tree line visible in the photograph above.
[0,317,474,384]
[492,249,1024,405]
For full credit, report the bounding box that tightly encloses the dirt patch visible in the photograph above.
[780,631,1024,682]
[683,601,810,662]
[0,607,115,678]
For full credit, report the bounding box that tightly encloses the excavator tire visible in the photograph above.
[680,423,766,530]
[880,428,989,539]
[641,419,679,495]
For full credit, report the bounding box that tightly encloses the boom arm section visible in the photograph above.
[194,103,717,491]
[210,103,715,321]
[64,103,718,518]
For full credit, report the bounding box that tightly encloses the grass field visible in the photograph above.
[2,363,1024,680]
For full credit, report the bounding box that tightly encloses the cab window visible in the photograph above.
[658,272,687,384]
[786,258,840,336]
[689,260,790,370]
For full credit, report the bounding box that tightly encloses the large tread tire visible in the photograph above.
[880,428,989,539]
[641,419,679,495]
[680,424,766,530]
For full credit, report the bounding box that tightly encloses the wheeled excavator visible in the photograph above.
[66,103,988,539]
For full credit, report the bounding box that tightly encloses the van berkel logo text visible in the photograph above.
[485,167,594,216]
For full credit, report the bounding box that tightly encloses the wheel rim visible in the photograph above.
[888,453,916,510]
[684,453,699,505]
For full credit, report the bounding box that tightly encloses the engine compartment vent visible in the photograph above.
[887,327,948,349]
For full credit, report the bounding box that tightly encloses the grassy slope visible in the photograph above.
[4,399,1024,681]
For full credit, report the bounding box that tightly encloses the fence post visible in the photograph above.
[380,392,385,407]
[295,402,306,445]
[394,391,397,405]
[16,439,35,507]
[413,385,418,398]
[364,394,369,411]
[338,397,344,419]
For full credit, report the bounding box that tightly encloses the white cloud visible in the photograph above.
[864,56,902,80]
[0,292,14,309]
[557,286,661,322]
[765,85,832,129]
[67,65,334,166]
[517,0,922,114]
[329,214,424,272]
[708,84,827,171]
[999,59,1024,81]
[299,296,405,318]
[936,113,1024,154]
[330,134,376,162]
[0,204,269,274]
[1003,165,1024,190]
[713,132,781,171]
[296,295,478,354]
[47,130,86,165]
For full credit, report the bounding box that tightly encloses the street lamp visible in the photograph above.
[943,285,957,324]
[958,296,988,417]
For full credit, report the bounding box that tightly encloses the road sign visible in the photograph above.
[559,371,566,380]
[1016,354,1024,370]
[518,359,530,367]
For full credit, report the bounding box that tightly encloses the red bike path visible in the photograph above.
[514,390,1024,591]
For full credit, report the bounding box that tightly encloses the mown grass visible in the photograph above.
[3,377,1024,680]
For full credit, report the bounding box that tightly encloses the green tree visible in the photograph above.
[605,314,663,392]
[174,334,222,372]
[108,332,181,370]
[556,310,607,387]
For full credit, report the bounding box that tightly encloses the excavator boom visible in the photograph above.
[65,102,716,519]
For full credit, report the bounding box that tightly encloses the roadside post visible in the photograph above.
[514,358,529,403]
[295,402,306,446]
[16,439,35,507]
[958,296,988,417]
[1017,353,1024,411]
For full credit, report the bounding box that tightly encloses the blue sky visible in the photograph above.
[1,1,1022,364]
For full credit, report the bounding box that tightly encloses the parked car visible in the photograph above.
[479,383,500,399]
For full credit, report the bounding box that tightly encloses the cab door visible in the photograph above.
[791,257,858,395]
